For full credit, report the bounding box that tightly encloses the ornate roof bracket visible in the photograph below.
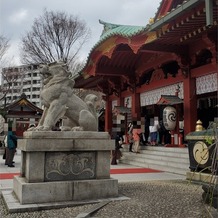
[108,79,120,97]
[150,68,165,82]
[112,89,120,97]
[121,74,130,83]
[136,53,178,75]
[120,79,126,91]
[176,54,191,78]
[202,34,217,61]
[108,79,117,89]
[121,74,136,92]
[179,65,190,78]
[96,84,104,93]
[121,74,136,84]
[161,61,180,79]
[127,85,135,93]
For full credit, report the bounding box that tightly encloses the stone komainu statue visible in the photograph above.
[29,61,98,131]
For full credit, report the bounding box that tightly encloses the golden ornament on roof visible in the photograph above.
[149,18,154,24]
[195,120,203,132]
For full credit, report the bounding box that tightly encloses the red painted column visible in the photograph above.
[105,99,112,135]
[117,96,124,107]
[183,75,197,136]
[131,92,140,119]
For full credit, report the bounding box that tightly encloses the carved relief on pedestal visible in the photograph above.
[45,152,96,181]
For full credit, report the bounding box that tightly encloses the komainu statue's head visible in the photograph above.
[39,61,71,85]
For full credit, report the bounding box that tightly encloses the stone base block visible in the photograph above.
[11,131,119,210]
[2,190,129,214]
[186,171,218,184]
[14,176,118,204]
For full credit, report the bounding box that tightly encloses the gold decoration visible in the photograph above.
[96,37,117,53]
[195,120,203,131]
[193,141,209,164]
[149,18,154,24]
[18,99,28,105]
[145,32,157,43]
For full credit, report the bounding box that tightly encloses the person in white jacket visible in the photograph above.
[149,122,159,146]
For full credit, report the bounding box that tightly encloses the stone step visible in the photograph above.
[134,149,188,159]
[123,152,189,165]
[121,153,189,170]
[119,146,190,175]
[120,159,188,175]
[122,144,188,154]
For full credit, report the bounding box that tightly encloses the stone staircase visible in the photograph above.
[119,144,190,175]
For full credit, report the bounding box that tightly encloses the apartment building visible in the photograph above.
[1,64,42,108]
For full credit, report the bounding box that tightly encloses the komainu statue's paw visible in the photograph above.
[30,126,52,131]
[60,126,71,131]
[41,126,51,131]
[34,126,44,131]
[71,126,84,131]
[27,126,42,131]
[27,127,35,131]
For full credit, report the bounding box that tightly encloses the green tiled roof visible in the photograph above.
[77,20,147,76]
[91,19,147,48]
[99,19,146,37]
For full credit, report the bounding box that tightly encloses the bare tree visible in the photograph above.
[0,67,23,105]
[69,58,86,77]
[20,9,91,65]
[0,35,10,107]
[0,35,10,63]
[0,36,9,61]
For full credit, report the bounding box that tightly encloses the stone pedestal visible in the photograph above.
[13,131,118,205]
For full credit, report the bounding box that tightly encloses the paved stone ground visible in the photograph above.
[1,179,216,218]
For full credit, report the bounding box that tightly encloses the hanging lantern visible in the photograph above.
[163,106,177,130]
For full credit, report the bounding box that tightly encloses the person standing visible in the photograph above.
[111,133,122,165]
[5,128,17,167]
[133,129,141,153]
[127,122,134,152]
[144,114,150,144]
[2,134,7,160]
[149,122,159,146]
[158,119,166,145]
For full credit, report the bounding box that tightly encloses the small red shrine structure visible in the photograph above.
[74,0,218,145]
[5,93,43,137]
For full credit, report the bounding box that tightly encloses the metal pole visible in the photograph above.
[205,0,213,26]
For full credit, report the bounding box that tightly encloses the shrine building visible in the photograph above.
[74,0,217,145]
[5,93,43,137]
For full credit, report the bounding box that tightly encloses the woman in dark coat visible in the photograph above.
[5,129,17,167]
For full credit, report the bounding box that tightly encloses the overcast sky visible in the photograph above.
[0,0,162,66]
